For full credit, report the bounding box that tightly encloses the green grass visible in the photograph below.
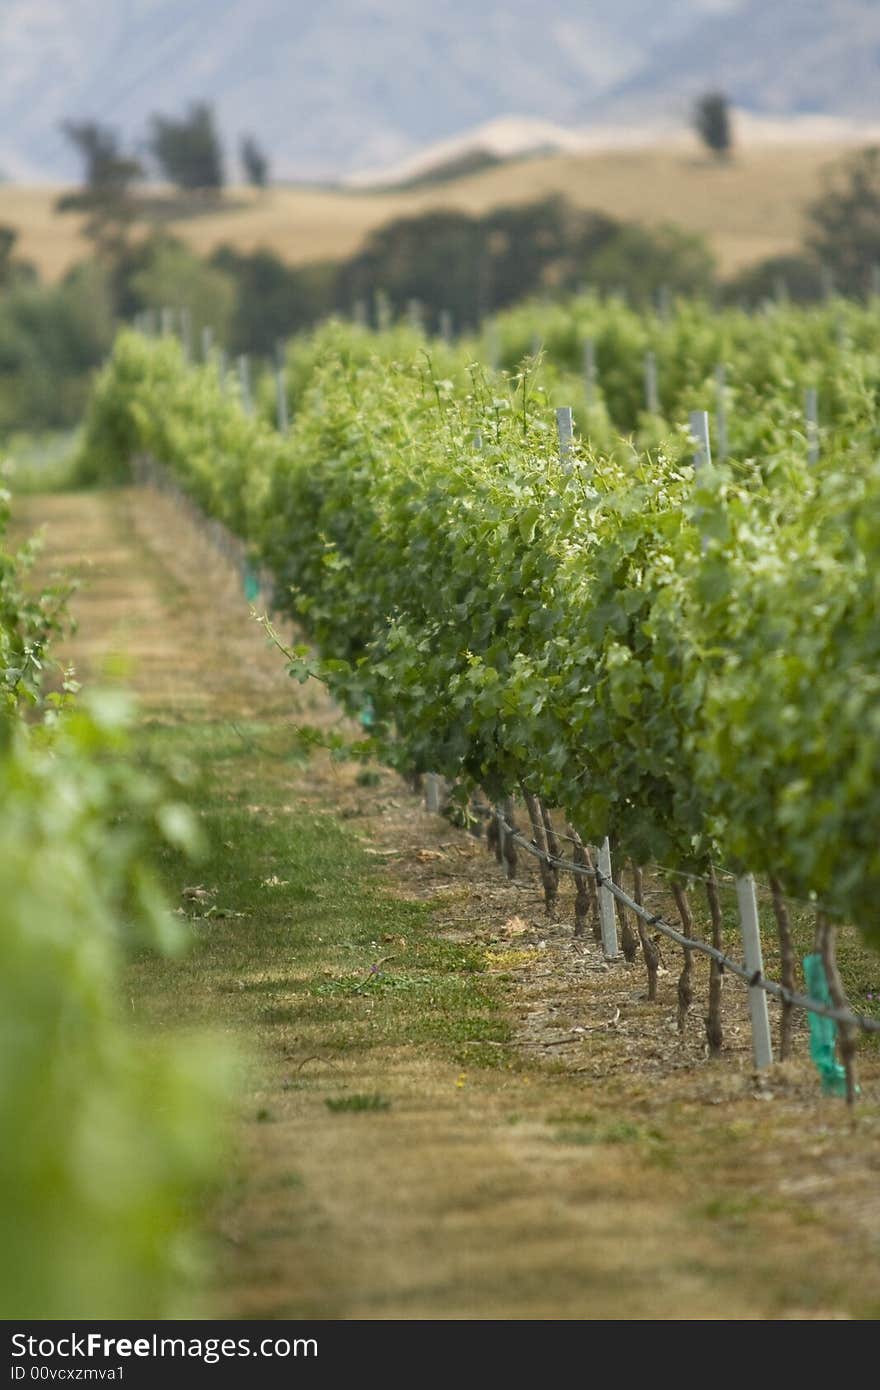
[693,1193,766,1225]
[275,1172,305,1190]
[546,1112,675,1168]
[127,720,512,1069]
[546,1109,597,1126]
[137,719,879,1069]
[551,1119,648,1146]
[324,1093,391,1113]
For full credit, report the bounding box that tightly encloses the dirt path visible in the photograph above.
[14,486,880,1321]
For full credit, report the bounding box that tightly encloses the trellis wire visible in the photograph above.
[489,806,880,1038]
[479,820,841,923]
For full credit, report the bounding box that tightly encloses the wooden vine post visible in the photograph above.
[276,364,289,434]
[555,407,573,467]
[374,289,392,332]
[424,773,443,814]
[769,876,796,1059]
[583,338,597,410]
[554,405,617,954]
[689,409,711,471]
[179,306,192,363]
[238,355,253,415]
[597,838,619,960]
[735,874,773,1070]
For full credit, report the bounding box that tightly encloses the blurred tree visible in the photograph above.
[481,198,618,312]
[587,223,716,304]
[0,227,37,288]
[240,135,269,188]
[337,210,484,329]
[336,198,619,329]
[693,92,733,160]
[59,121,142,196]
[0,226,15,286]
[807,146,880,296]
[150,103,224,191]
[210,246,330,354]
[55,122,142,259]
[128,237,236,344]
[723,253,824,306]
[0,262,115,430]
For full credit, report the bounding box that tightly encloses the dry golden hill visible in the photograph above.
[1,142,848,284]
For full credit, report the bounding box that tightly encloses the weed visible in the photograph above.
[324,1093,391,1113]
[546,1110,596,1126]
[693,1192,766,1227]
[550,1117,652,1147]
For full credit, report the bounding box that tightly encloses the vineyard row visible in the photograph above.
[79,315,880,1093]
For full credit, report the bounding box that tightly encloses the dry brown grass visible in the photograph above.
[4,142,846,284]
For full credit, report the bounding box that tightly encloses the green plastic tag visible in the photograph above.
[802,953,849,1097]
[243,566,261,604]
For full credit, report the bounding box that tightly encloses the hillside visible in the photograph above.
[1,1,879,184]
[3,142,851,284]
[0,0,718,183]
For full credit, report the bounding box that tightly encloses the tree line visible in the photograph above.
[58,88,734,204]
[98,144,880,351]
[60,103,266,207]
[3,138,880,434]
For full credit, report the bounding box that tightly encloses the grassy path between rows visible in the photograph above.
[15,485,880,1320]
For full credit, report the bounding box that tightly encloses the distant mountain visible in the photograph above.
[600,0,880,124]
[0,0,877,185]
